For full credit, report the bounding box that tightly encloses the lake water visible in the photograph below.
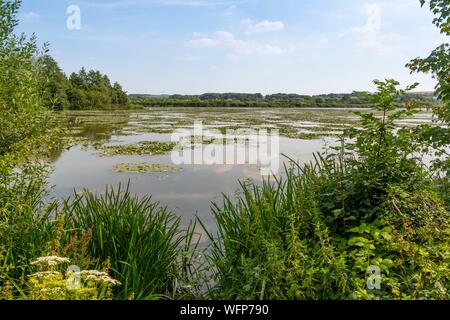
[48,107,433,232]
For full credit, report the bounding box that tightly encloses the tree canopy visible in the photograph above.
[36,56,130,110]
[65,67,129,110]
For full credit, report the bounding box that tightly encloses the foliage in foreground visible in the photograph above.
[205,80,449,300]
[1,185,199,300]
[206,162,449,300]
[408,0,449,208]
[63,185,188,300]
[0,0,60,294]
[20,255,120,300]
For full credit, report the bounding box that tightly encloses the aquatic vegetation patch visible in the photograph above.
[283,132,329,140]
[112,163,181,173]
[59,107,434,145]
[131,127,175,134]
[97,141,176,156]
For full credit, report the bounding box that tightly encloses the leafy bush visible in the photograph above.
[205,80,449,300]
[206,162,449,300]
[408,0,449,208]
[0,0,60,295]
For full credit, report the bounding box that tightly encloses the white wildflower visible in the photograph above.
[80,270,121,286]
[29,271,61,278]
[31,256,70,266]
[85,275,98,281]
[99,275,121,286]
[80,270,108,276]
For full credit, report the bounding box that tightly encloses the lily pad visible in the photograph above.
[112,163,181,174]
[97,141,176,156]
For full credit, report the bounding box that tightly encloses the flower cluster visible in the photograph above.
[30,256,71,267]
[77,270,121,286]
[26,256,121,300]
[29,271,61,278]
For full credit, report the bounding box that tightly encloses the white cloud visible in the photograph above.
[318,37,329,45]
[66,35,141,44]
[341,3,401,55]
[189,37,220,47]
[188,30,283,58]
[351,4,381,33]
[225,4,237,16]
[20,12,40,20]
[242,18,285,34]
[87,0,248,8]
[176,53,206,61]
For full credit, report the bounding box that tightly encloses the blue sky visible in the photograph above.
[18,0,447,95]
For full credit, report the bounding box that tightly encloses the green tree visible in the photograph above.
[0,0,53,157]
[112,82,129,106]
[406,0,449,206]
[37,55,69,110]
[69,67,87,89]
[1,0,61,291]
[408,0,449,118]
[67,67,128,109]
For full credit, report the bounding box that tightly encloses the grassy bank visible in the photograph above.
[205,158,449,299]
[0,184,200,300]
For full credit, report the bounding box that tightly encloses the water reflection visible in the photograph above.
[48,139,333,230]
[49,108,433,230]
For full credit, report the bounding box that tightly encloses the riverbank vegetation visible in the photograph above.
[205,79,449,299]
[131,91,438,109]
[0,0,448,300]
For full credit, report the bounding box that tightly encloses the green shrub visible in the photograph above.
[205,80,449,300]
[0,163,57,293]
[0,0,61,294]
[206,161,449,300]
[204,173,351,300]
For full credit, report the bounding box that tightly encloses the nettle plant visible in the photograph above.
[348,79,424,186]
[314,79,449,299]
[322,79,426,229]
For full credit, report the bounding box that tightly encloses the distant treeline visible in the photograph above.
[38,55,130,110]
[130,92,438,109]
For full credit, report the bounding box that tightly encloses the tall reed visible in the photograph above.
[64,184,185,299]
[202,159,350,300]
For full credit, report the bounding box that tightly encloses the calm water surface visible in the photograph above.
[48,108,433,231]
